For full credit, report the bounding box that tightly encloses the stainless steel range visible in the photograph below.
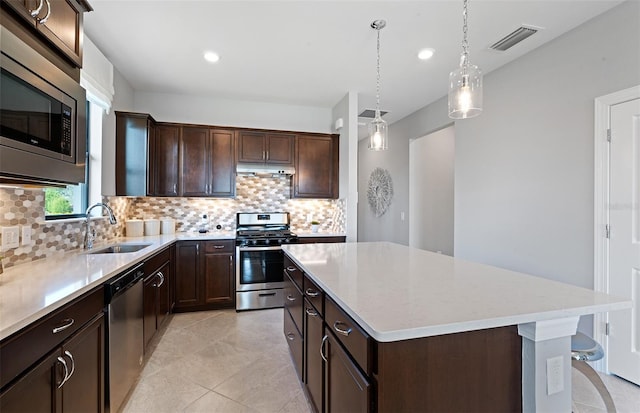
[235,212,298,310]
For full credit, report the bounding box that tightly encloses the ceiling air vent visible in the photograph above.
[490,26,538,51]
[359,109,388,118]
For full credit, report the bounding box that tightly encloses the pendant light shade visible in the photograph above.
[448,0,483,119]
[369,19,389,151]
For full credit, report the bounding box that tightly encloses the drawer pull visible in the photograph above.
[320,335,329,362]
[259,292,276,297]
[286,295,296,302]
[286,266,297,272]
[56,356,69,388]
[333,321,352,337]
[52,318,75,334]
[305,288,319,297]
[286,332,296,341]
[305,307,319,317]
[213,245,225,249]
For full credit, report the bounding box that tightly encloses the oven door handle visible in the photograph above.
[237,246,283,252]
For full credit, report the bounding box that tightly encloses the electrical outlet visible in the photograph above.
[306,213,313,223]
[546,355,564,395]
[21,225,32,246]
[1,226,20,250]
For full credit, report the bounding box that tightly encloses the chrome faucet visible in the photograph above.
[84,202,117,249]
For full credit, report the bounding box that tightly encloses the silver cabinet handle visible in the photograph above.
[213,245,225,249]
[262,150,266,160]
[305,288,319,297]
[52,318,74,334]
[266,151,269,160]
[36,0,51,24]
[156,271,165,287]
[173,183,177,195]
[286,266,296,272]
[56,356,69,388]
[286,294,296,302]
[29,0,43,17]
[286,332,296,341]
[320,335,328,362]
[64,350,75,381]
[305,307,318,317]
[333,321,352,336]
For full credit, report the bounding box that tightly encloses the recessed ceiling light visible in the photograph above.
[417,48,435,60]
[203,51,220,63]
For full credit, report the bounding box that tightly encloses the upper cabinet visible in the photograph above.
[181,127,235,198]
[294,134,339,199]
[237,131,294,166]
[1,0,92,77]
[153,124,180,197]
[115,112,156,197]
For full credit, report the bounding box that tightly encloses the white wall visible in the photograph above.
[409,126,454,255]
[332,92,358,241]
[134,92,332,134]
[101,68,134,195]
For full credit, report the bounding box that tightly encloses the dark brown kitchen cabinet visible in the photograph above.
[0,312,105,413]
[1,0,91,75]
[153,124,180,196]
[181,127,236,197]
[142,257,170,351]
[115,112,156,196]
[304,299,323,413]
[298,236,346,244]
[237,131,295,165]
[174,240,235,311]
[294,134,339,199]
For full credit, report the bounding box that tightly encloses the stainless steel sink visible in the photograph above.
[87,243,152,254]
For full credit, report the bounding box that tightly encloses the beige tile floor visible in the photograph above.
[123,309,639,413]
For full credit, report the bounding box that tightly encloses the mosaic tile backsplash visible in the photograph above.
[0,176,345,269]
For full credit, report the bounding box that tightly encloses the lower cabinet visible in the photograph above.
[143,247,173,350]
[0,313,105,413]
[304,300,323,413]
[324,329,371,413]
[175,240,235,311]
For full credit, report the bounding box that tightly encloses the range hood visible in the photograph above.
[236,163,295,177]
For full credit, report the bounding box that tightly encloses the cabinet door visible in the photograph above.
[266,133,294,165]
[174,242,201,308]
[203,252,234,307]
[237,131,266,163]
[0,349,58,413]
[156,261,171,328]
[210,129,236,197]
[305,301,323,413]
[325,330,370,413]
[60,315,105,413]
[35,0,85,67]
[180,126,210,196]
[115,112,153,196]
[147,119,156,196]
[294,135,339,199]
[142,275,157,350]
[154,125,180,196]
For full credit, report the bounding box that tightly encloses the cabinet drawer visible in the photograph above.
[0,287,103,390]
[284,307,303,380]
[204,240,235,253]
[144,246,171,275]
[325,297,371,376]
[283,255,303,291]
[284,273,303,332]
[303,275,323,316]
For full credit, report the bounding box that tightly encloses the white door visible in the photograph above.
[608,97,640,385]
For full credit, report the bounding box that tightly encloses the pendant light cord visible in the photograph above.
[376,27,381,116]
[461,0,469,67]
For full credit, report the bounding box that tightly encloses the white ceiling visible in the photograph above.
[84,0,625,126]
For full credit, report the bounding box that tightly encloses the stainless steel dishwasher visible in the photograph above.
[104,263,145,413]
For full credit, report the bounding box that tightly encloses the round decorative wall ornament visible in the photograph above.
[367,167,393,217]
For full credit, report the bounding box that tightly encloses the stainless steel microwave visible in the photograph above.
[0,25,86,185]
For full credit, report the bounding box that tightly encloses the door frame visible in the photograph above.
[593,85,640,372]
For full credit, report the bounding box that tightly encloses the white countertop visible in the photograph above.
[0,232,235,341]
[282,242,631,342]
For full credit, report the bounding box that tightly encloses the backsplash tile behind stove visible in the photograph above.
[0,176,345,269]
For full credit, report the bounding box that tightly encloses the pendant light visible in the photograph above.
[369,19,388,151]
[448,0,483,119]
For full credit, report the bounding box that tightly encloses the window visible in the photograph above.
[45,100,103,219]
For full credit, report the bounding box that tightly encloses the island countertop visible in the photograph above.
[281,242,631,342]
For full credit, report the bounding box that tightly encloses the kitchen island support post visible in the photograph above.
[518,317,579,412]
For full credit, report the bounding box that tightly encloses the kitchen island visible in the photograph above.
[281,242,631,412]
